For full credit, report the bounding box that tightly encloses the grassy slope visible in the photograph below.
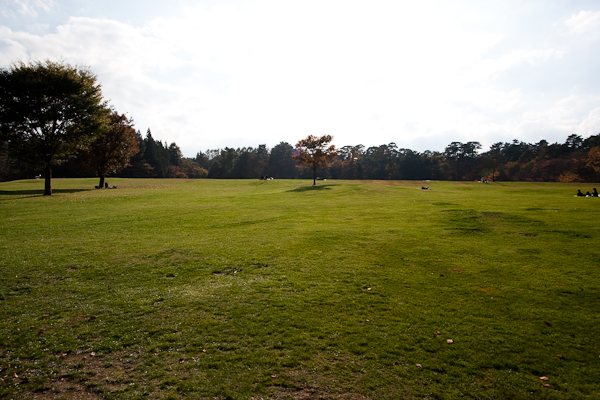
[0,178,599,399]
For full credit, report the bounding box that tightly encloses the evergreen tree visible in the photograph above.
[268,142,296,178]
[143,129,168,177]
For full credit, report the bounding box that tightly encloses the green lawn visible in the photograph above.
[0,178,599,399]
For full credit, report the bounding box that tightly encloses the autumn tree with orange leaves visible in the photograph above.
[293,135,338,185]
[79,111,139,188]
[586,146,600,173]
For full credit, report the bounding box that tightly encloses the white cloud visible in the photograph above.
[467,48,563,83]
[577,107,600,135]
[565,10,600,41]
[0,0,53,18]
[512,95,600,142]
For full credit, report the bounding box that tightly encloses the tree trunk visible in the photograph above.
[313,165,317,186]
[99,175,105,189]
[44,163,52,196]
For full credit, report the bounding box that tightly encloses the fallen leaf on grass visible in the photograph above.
[203,349,206,353]
[543,321,552,327]
[179,359,185,364]
[367,288,371,291]
[415,364,422,368]
[14,373,18,378]
[540,376,549,381]
[447,339,453,344]
[543,384,552,388]
[271,375,277,378]
[90,352,95,356]
[434,331,441,338]
[556,354,563,359]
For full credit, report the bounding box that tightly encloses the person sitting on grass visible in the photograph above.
[592,188,598,197]
[577,190,585,197]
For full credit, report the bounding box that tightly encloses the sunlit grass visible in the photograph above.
[1,178,599,399]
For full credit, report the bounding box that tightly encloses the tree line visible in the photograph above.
[13,131,595,183]
[3,120,600,184]
[188,133,600,182]
[2,61,600,188]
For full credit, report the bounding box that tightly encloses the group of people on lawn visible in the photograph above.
[577,188,598,197]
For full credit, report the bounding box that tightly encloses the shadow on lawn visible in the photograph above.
[287,184,335,192]
[0,188,91,199]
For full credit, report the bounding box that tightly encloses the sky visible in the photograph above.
[1,0,600,157]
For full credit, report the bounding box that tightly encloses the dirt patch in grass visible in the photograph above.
[28,380,104,400]
[444,268,464,273]
[11,350,146,399]
[267,364,369,400]
[269,386,369,400]
[473,286,499,294]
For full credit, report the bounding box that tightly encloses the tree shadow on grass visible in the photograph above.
[0,188,92,200]
[287,184,335,192]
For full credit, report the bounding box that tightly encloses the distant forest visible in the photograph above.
[2,130,600,182]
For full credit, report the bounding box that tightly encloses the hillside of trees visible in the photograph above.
[2,131,600,183]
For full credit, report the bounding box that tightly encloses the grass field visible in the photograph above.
[1,178,599,399]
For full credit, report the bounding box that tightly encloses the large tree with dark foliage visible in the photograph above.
[79,111,139,188]
[444,141,482,180]
[0,60,109,195]
[0,60,109,196]
[268,142,297,178]
[293,135,338,185]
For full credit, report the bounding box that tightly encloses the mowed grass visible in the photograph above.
[0,178,599,399]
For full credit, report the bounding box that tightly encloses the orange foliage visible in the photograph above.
[586,146,600,172]
[293,135,338,184]
[167,165,189,179]
[558,171,582,183]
